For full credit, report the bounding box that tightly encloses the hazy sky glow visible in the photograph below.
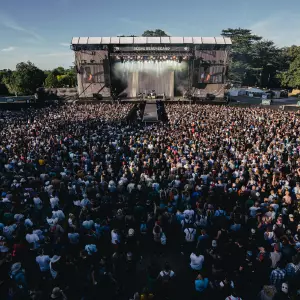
[0,0,299,70]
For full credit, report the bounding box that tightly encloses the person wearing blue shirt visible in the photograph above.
[195,273,209,293]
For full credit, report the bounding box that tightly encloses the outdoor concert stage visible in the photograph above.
[71,36,231,101]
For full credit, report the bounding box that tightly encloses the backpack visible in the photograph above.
[186,228,194,241]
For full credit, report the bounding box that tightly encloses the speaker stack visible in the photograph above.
[93,94,103,100]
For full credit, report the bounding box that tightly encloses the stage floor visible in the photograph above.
[143,102,158,122]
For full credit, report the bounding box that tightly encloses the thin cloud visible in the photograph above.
[38,52,73,57]
[1,46,16,52]
[60,43,70,47]
[250,12,300,47]
[0,13,43,42]
[118,18,143,26]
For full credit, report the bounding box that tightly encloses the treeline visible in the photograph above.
[0,63,77,96]
[0,28,300,96]
[222,28,300,88]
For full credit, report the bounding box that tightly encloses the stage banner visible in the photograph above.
[112,46,191,52]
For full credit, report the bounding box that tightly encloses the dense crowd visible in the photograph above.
[1,103,300,300]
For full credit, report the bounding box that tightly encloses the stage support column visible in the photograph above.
[169,71,174,100]
[132,72,139,98]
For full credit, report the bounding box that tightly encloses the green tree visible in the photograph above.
[142,29,169,37]
[251,40,287,87]
[52,66,65,76]
[278,46,300,88]
[0,69,12,83]
[3,62,45,95]
[221,28,262,85]
[45,72,59,88]
[222,28,287,87]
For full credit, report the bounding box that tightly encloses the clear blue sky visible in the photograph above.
[0,0,299,70]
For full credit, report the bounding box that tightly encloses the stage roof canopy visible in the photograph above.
[71,36,232,45]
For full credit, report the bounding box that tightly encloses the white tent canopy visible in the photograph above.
[228,88,246,96]
[247,87,265,94]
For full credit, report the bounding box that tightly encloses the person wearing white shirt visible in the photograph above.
[24,218,33,227]
[52,209,65,221]
[14,214,24,222]
[183,207,194,221]
[225,292,242,300]
[80,195,91,207]
[36,249,50,272]
[33,229,44,242]
[68,230,80,244]
[184,227,196,242]
[82,219,94,230]
[26,231,39,249]
[50,195,59,209]
[111,229,120,245]
[3,224,17,240]
[190,251,204,271]
[33,196,43,210]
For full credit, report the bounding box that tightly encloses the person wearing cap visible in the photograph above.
[36,248,50,273]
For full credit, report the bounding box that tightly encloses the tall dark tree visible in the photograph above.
[222,28,287,87]
[142,29,169,37]
[221,28,262,85]
[277,46,300,88]
[3,62,45,95]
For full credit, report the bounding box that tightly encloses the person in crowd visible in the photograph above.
[1,103,300,299]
